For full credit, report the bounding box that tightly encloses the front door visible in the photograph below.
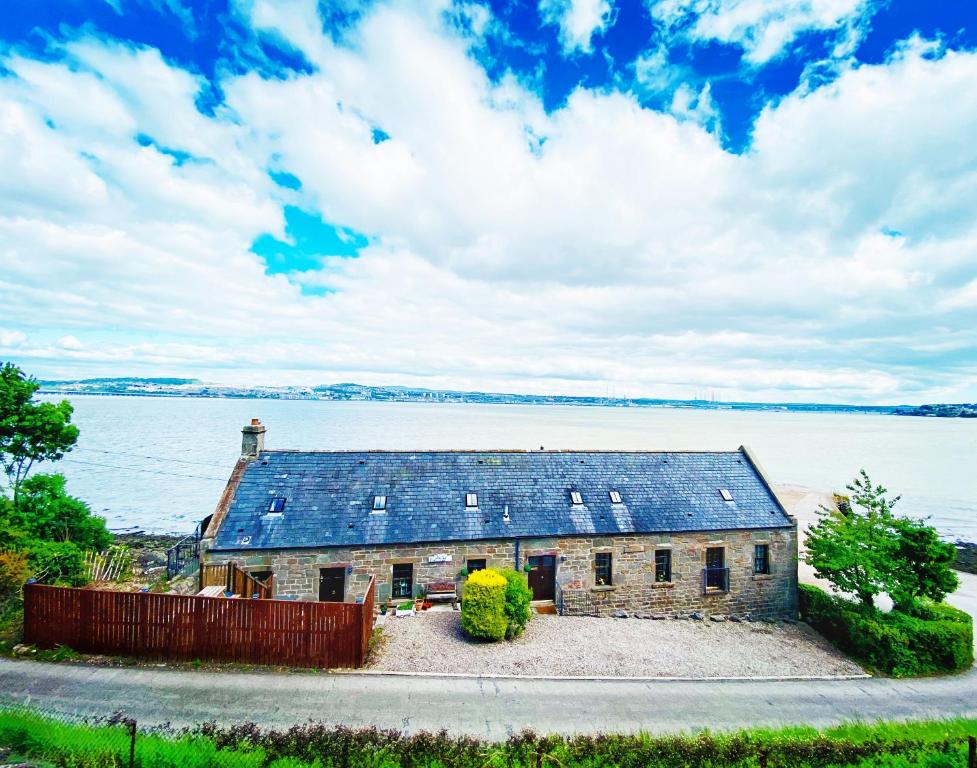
[527,555,556,601]
[318,567,345,602]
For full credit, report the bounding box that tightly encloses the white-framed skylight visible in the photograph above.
[465,492,478,508]
[570,490,583,505]
[719,489,734,502]
[608,490,622,504]
[372,495,387,512]
[268,497,286,513]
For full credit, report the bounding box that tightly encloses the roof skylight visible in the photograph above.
[465,492,478,508]
[372,495,387,512]
[570,491,583,505]
[268,497,286,514]
[609,490,622,504]
[719,489,734,502]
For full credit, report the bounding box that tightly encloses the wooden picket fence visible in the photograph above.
[23,577,375,669]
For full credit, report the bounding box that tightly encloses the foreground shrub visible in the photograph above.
[798,584,973,676]
[500,568,532,639]
[460,568,508,641]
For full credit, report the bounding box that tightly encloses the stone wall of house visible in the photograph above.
[204,523,797,618]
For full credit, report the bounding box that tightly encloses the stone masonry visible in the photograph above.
[204,523,797,618]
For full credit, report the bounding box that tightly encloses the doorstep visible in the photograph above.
[531,600,558,615]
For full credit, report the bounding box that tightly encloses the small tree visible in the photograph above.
[0,363,79,509]
[887,517,959,610]
[805,470,900,607]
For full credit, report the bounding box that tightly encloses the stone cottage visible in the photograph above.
[200,420,798,618]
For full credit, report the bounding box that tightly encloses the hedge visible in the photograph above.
[461,568,508,641]
[4,708,977,768]
[798,584,973,676]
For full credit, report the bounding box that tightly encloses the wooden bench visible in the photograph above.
[425,581,457,604]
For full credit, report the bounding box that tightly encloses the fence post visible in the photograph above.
[128,718,137,768]
[968,735,975,768]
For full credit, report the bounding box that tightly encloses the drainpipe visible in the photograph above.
[514,539,520,570]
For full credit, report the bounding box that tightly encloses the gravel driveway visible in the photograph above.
[369,612,865,678]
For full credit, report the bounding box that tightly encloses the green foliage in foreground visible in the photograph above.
[2,708,977,767]
[799,584,973,676]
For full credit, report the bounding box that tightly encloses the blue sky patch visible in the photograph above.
[252,206,369,276]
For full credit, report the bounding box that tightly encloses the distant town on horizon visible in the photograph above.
[37,377,977,418]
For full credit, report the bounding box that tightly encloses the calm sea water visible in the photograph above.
[39,395,977,542]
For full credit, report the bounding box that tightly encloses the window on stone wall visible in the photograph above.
[466,558,487,573]
[654,549,671,582]
[392,563,413,599]
[754,544,770,574]
[705,546,727,591]
[595,552,612,586]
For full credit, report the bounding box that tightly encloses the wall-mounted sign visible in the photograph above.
[427,553,452,563]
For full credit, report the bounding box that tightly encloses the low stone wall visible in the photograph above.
[167,573,199,595]
[205,523,797,619]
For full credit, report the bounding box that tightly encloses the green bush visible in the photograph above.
[460,568,508,641]
[798,584,973,676]
[0,551,29,604]
[24,539,87,586]
[499,568,532,640]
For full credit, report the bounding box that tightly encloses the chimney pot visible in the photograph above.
[242,419,267,458]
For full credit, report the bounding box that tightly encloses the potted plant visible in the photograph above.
[414,586,426,612]
[395,600,414,617]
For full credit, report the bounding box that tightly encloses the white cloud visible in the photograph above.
[2,7,977,403]
[57,335,85,350]
[539,0,615,55]
[651,0,872,64]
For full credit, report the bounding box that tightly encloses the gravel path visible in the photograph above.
[370,612,865,678]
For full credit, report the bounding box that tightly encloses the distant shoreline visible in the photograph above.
[37,383,925,416]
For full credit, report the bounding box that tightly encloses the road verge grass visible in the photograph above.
[1,707,977,767]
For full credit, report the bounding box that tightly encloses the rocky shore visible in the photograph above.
[112,531,184,580]
[956,542,977,575]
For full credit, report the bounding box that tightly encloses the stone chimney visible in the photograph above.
[241,418,266,459]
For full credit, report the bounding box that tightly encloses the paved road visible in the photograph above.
[1,659,975,737]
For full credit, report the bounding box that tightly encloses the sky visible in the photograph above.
[1,0,976,405]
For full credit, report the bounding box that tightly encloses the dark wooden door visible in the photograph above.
[527,555,555,601]
[318,567,345,602]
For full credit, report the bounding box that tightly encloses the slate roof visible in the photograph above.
[210,448,792,551]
